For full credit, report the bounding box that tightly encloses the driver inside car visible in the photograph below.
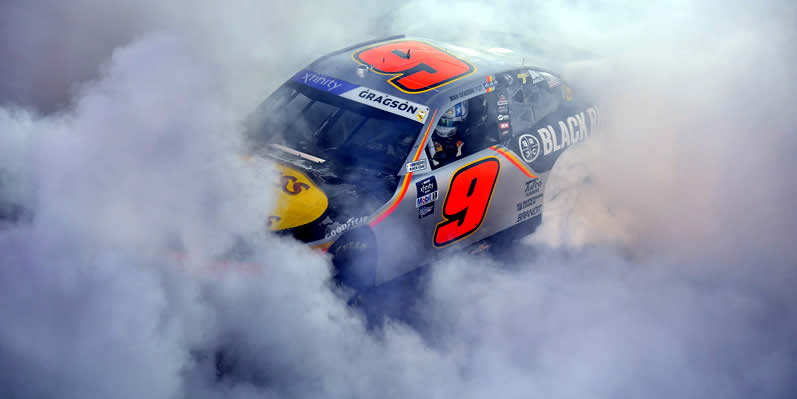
[431,101,469,166]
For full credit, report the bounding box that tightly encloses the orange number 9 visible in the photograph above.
[354,41,475,93]
[434,158,501,247]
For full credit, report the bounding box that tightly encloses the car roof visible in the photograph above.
[307,35,547,109]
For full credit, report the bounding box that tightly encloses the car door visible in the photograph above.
[370,72,580,284]
[411,85,539,255]
[369,89,511,283]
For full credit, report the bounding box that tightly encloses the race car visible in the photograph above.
[246,35,599,290]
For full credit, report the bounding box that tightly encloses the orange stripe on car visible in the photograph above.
[312,241,333,252]
[369,174,412,227]
[369,110,438,227]
[412,110,437,161]
[489,145,537,178]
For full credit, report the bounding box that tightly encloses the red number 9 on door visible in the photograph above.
[434,157,501,247]
[354,40,475,93]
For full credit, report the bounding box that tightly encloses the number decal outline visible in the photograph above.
[352,40,476,94]
[433,157,501,248]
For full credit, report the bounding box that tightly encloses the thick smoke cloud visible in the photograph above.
[1,1,796,398]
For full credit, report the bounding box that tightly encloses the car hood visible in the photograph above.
[263,156,398,243]
[267,163,330,231]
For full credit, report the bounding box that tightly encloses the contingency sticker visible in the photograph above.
[291,70,431,124]
[415,176,438,207]
[416,176,438,218]
[406,159,428,173]
[418,203,435,218]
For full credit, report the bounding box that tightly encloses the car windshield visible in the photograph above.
[247,81,423,175]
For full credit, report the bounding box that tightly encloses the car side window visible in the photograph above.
[529,71,562,122]
[506,69,562,133]
[426,92,500,169]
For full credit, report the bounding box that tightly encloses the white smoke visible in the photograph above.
[1,1,796,398]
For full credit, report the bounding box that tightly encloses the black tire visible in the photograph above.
[328,226,377,291]
[483,215,543,263]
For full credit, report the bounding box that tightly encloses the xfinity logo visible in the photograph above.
[416,176,437,196]
[300,71,343,92]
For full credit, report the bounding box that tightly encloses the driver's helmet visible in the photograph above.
[435,102,469,138]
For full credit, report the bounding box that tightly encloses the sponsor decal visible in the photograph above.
[291,70,359,95]
[416,176,438,207]
[536,106,600,157]
[342,88,430,123]
[418,203,435,218]
[292,70,430,123]
[416,176,437,196]
[516,204,542,223]
[516,194,543,212]
[517,71,531,84]
[406,159,427,173]
[280,175,310,195]
[518,134,541,163]
[449,87,475,102]
[497,94,508,106]
[484,75,496,92]
[448,76,496,102]
[499,110,512,135]
[525,178,543,196]
[325,216,368,239]
[518,70,548,85]
[416,191,438,207]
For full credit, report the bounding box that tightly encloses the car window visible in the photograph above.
[506,69,562,132]
[246,81,423,175]
[426,91,502,169]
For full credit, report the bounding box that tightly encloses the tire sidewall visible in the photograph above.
[328,226,377,291]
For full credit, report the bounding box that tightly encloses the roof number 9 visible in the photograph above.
[354,40,475,94]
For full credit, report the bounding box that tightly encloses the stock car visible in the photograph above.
[246,35,599,290]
